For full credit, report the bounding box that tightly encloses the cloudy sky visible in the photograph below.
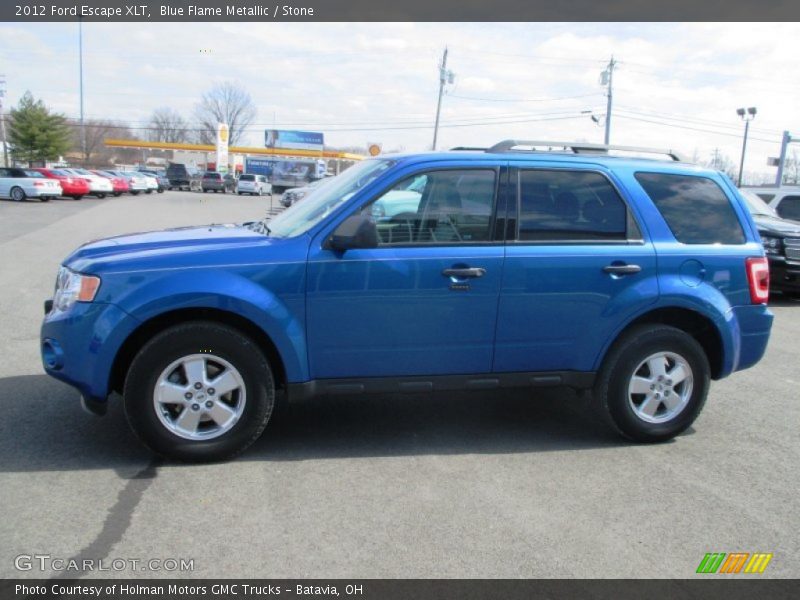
[1,21,798,179]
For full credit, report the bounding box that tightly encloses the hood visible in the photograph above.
[65,223,272,272]
[752,213,800,236]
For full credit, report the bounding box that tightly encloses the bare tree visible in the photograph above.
[782,149,800,185]
[147,107,190,143]
[704,148,737,180]
[193,82,256,146]
[70,119,130,165]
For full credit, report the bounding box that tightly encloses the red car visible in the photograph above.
[92,170,130,196]
[31,168,91,200]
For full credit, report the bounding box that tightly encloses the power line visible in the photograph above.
[446,92,602,103]
[614,113,780,144]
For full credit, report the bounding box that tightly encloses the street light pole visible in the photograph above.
[0,75,8,167]
[736,106,756,187]
[79,18,86,164]
[602,56,616,145]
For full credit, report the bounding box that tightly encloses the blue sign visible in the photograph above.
[265,129,324,151]
[245,158,276,176]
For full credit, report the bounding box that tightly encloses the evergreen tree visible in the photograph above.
[8,92,71,165]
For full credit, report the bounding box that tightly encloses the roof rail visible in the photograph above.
[449,146,488,151]
[486,140,688,162]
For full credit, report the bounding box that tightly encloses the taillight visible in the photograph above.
[745,257,769,304]
[33,181,45,187]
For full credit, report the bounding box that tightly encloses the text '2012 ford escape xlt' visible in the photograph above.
[41,141,774,461]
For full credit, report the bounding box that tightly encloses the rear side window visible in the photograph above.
[777,196,800,221]
[635,173,745,244]
[517,170,629,241]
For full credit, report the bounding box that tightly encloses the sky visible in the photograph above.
[1,21,799,180]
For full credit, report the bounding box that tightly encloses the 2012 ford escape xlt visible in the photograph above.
[40,141,774,461]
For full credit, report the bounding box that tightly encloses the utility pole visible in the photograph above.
[79,17,86,164]
[0,75,8,167]
[432,47,454,151]
[601,56,616,146]
[775,130,796,187]
[736,107,756,187]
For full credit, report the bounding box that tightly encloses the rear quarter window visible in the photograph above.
[635,172,745,244]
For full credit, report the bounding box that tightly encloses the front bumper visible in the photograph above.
[767,255,800,292]
[41,301,140,404]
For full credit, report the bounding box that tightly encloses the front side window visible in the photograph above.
[635,172,745,244]
[517,170,629,241]
[359,169,497,245]
[777,196,800,221]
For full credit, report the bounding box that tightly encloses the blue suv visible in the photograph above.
[40,141,774,461]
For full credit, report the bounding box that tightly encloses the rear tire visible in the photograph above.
[41,196,51,202]
[124,322,275,462]
[593,324,710,443]
[71,195,84,201]
[96,193,107,199]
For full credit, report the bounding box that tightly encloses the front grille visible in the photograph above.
[784,237,800,261]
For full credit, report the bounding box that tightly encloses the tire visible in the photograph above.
[71,195,84,201]
[593,324,710,443]
[131,191,140,196]
[97,193,107,199]
[158,189,164,194]
[113,192,122,197]
[124,322,275,462]
[41,196,51,202]
[146,189,153,194]
[10,186,25,202]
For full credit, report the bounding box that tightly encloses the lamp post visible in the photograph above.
[736,106,756,187]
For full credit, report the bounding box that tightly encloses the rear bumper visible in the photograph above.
[730,303,774,373]
[26,185,62,197]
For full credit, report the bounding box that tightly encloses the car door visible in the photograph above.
[493,163,658,374]
[306,164,507,379]
[0,168,10,197]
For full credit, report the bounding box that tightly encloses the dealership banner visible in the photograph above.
[1,579,797,600]
[265,130,324,152]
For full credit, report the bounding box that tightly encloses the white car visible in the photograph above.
[744,186,800,222]
[140,173,159,193]
[236,174,271,196]
[0,167,62,201]
[109,171,149,195]
[63,168,113,198]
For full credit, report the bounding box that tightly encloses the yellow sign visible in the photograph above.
[368,143,381,157]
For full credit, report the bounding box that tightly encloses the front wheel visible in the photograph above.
[113,192,122,197]
[124,322,275,462]
[71,195,84,201]
[593,325,710,443]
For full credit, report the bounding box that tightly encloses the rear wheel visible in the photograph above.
[41,196,51,202]
[71,195,84,201]
[131,190,140,196]
[124,322,275,462]
[96,193,107,199]
[10,186,25,202]
[593,325,710,442]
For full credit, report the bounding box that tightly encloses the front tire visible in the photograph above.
[593,325,710,443]
[10,186,25,202]
[124,322,275,462]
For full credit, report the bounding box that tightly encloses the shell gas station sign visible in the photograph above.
[216,123,229,173]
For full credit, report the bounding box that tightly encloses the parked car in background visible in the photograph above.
[279,176,331,207]
[41,141,773,461]
[165,163,196,190]
[62,168,113,198]
[138,169,169,193]
[201,171,235,193]
[107,171,149,195]
[744,186,800,221]
[31,168,90,200]
[140,173,159,194]
[92,170,130,197]
[0,168,62,201]
[739,189,800,298]
[236,174,271,196]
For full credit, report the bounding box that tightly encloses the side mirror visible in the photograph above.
[328,215,379,251]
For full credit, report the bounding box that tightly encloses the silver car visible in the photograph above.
[236,174,271,196]
[279,177,331,207]
[107,170,149,195]
[0,167,62,201]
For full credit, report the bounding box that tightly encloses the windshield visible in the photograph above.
[740,190,779,218]
[264,159,393,238]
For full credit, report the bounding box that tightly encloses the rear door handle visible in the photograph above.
[603,263,642,275]
[442,267,486,279]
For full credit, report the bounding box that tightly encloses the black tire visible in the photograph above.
[131,191,140,196]
[124,322,275,462]
[10,186,26,202]
[593,324,710,443]
[145,189,153,194]
[41,196,51,202]
[71,195,84,201]
[113,192,122,197]
[96,193,107,199]
[158,189,164,194]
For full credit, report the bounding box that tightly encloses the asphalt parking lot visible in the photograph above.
[0,190,798,579]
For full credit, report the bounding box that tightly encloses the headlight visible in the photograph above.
[760,235,782,255]
[52,267,101,313]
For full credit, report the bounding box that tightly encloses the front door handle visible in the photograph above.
[603,263,642,275]
[442,267,486,279]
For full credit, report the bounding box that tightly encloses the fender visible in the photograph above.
[107,267,309,388]
[592,275,740,378]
